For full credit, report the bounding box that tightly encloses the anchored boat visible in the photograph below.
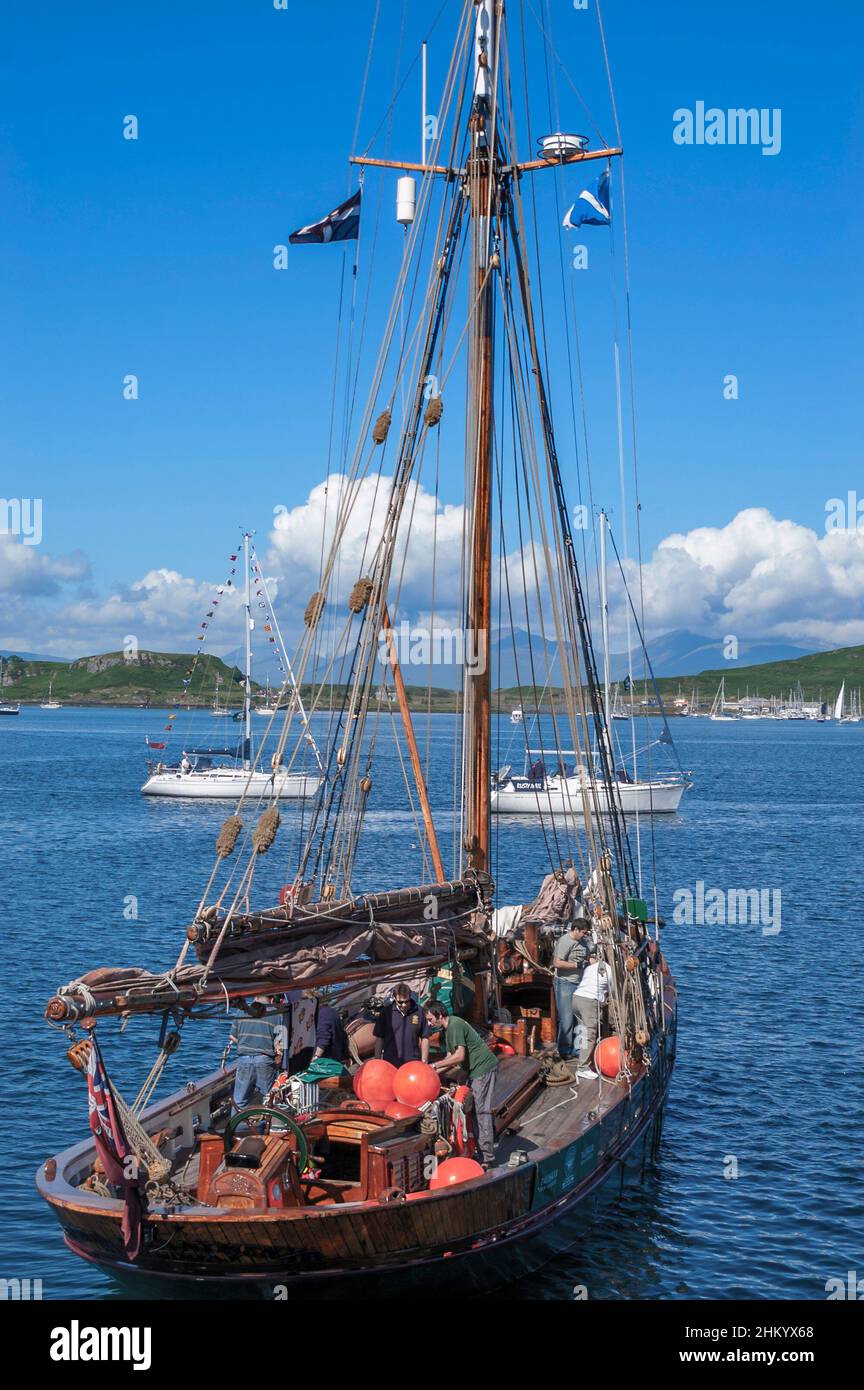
[141,532,324,801]
[38,0,678,1295]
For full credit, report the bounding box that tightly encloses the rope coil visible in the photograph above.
[304,592,325,628]
[252,806,281,854]
[371,409,392,444]
[348,576,374,612]
[215,815,243,858]
[423,394,443,427]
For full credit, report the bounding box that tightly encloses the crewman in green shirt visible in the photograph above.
[425,1001,498,1169]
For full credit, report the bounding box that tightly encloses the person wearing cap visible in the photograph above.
[553,911,592,1060]
[229,998,283,1111]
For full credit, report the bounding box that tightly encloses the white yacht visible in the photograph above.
[210,674,232,717]
[40,679,61,710]
[142,532,323,801]
[709,677,739,721]
[142,761,321,800]
[492,748,691,816]
[492,512,692,817]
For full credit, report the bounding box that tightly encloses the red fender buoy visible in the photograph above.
[429,1156,485,1189]
[353,1059,397,1108]
[594,1036,630,1078]
[394,1060,441,1107]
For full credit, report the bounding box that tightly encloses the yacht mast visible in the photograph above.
[465,0,497,874]
[242,530,252,770]
[599,509,612,735]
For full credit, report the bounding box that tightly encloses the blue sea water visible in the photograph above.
[1,707,862,1300]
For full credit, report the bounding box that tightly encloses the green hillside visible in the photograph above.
[0,650,250,707]
[653,645,864,701]
[499,644,864,709]
[3,642,861,710]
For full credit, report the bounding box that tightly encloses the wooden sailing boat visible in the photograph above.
[37,2,677,1295]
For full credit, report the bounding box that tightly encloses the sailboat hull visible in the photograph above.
[37,1006,676,1295]
[492,776,690,816]
[141,768,322,799]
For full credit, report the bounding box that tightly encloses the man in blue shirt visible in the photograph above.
[373,984,431,1066]
[229,998,283,1111]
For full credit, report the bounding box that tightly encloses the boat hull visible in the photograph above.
[492,777,690,816]
[37,1007,676,1295]
[141,769,321,800]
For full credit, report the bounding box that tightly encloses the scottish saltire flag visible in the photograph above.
[289,189,362,244]
[563,168,611,228]
[86,1034,143,1258]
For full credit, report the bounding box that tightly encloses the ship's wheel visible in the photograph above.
[223,1107,309,1172]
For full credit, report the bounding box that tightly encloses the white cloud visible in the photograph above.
[266,474,467,618]
[3,496,864,659]
[0,533,89,596]
[612,507,864,647]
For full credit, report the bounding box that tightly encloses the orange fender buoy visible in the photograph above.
[353,1059,397,1108]
[429,1157,485,1189]
[594,1036,630,1078]
[394,1060,441,1107]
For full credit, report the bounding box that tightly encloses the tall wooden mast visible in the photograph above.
[465,0,498,874]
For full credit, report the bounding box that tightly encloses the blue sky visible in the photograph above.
[1,0,862,657]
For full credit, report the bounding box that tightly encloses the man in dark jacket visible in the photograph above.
[373,983,431,1066]
[312,1000,349,1065]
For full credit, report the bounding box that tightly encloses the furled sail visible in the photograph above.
[46,875,493,1023]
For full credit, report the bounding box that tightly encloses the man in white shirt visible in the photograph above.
[572,953,610,1078]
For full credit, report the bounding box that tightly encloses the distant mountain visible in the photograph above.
[0,648,71,663]
[284,626,819,691]
[608,629,816,680]
[300,628,565,693]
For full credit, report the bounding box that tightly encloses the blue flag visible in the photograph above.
[563,168,611,229]
[289,190,362,245]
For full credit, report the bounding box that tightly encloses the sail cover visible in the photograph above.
[46,876,493,1021]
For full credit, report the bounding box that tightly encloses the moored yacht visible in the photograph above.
[493,747,691,816]
[141,532,323,800]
